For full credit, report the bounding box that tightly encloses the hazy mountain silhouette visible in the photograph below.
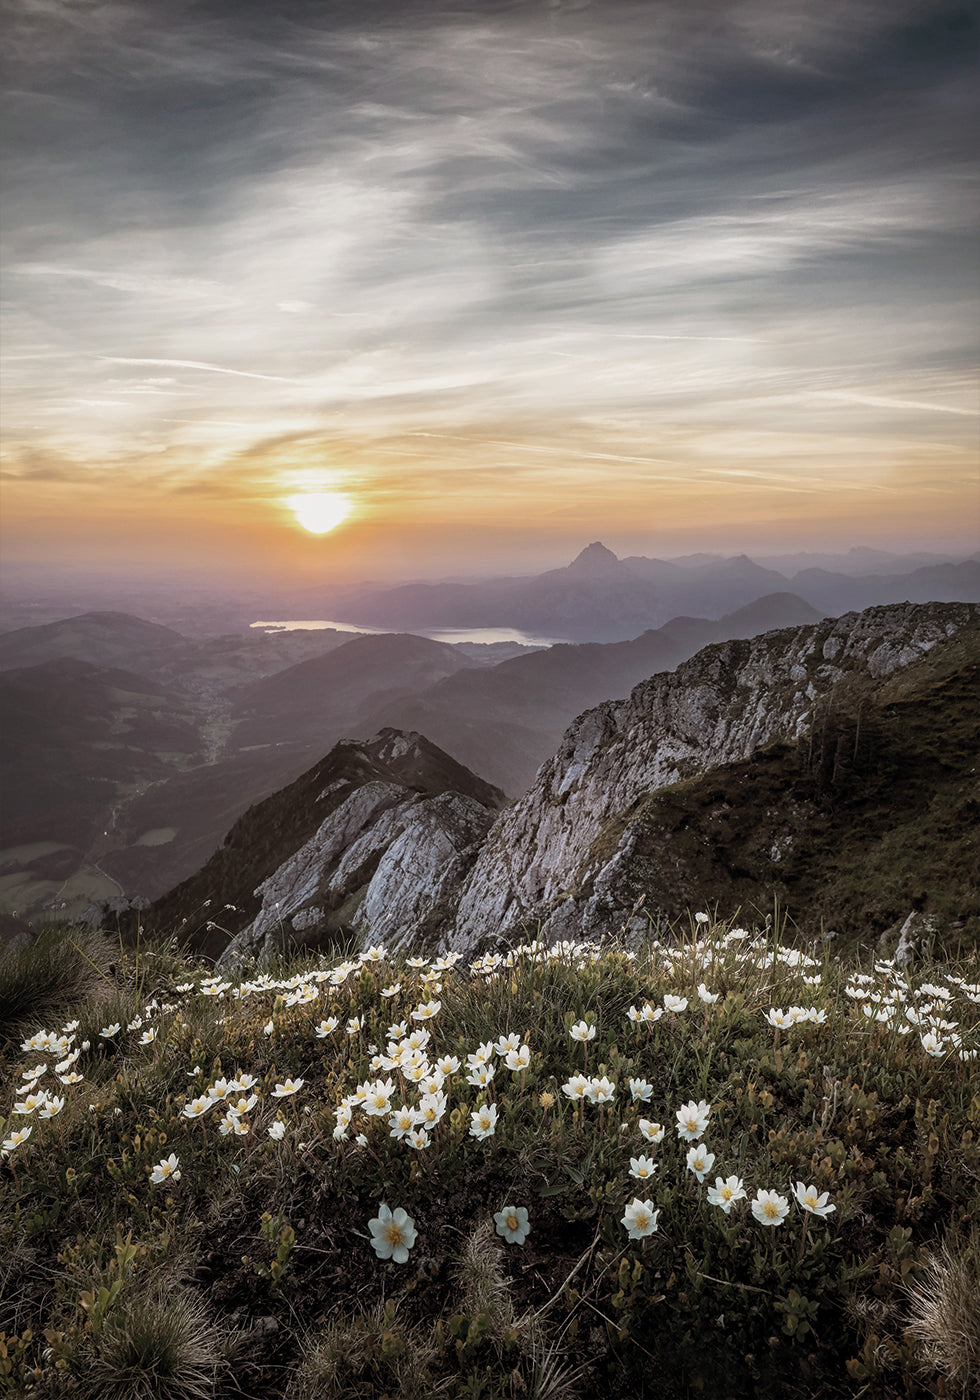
[296,544,978,642]
[229,632,475,752]
[360,592,820,791]
[0,611,186,673]
[0,656,203,890]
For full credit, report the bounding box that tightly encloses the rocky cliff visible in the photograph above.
[168,601,978,964]
[146,729,504,963]
[448,601,979,950]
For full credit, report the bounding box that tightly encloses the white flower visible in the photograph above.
[315,1018,339,1037]
[638,1119,665,1144]
[218,1114,249,1136]
[2,1126,33,1156]
[751,1188,790,1227]
[685,1143,716,1182]
[792,1182,836,1218]
[368,1204,417,1263]
[389,1105,421,1140]
[562,1074,590,1101]
[263,1020,275,1036]
[697,983,719,1004]
[707,1175,746,1214]
[380,984,401,999]
[629,1155,658,1181]
[268,1120,286,1141]
[675,1099,711,1141]
[183,1095,214,1120]
[586,1076,616,1105]
[764,1008,791,1028]
[363,1079,397,1117]
[495,1032,522,1056]
[569,1020,596,1043]
[149,1153,181,1184]
[227,1095,258,1118]
[694,912,710,925]
[13,1093,48,1115]
[272,1078,304,1097]
[663,994,688,1013]
[411,1000,441,1021]
[406,1128,430,1151]
[494,1206,531,1245]
[469,1103,498,1140]
[466,1063,496,1090]
[621,1197,660,1239]
[417,1091,448,1128]
[100,1024,121,1039]
[504,1045,532,1072]
[628,1077,653,1103]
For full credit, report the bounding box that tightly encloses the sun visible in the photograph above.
[285,491,353,535]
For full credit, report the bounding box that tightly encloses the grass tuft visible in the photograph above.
[906,1228,980,1397]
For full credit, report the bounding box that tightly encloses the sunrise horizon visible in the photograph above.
[2,0,978,596]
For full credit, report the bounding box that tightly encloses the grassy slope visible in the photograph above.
[581,644,979,956]
[1,921,978,1399]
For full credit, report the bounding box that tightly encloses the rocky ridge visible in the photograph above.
[450,602,978,949]
[200,602,978,964]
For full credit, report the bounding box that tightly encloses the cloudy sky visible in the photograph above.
[2,0,978,582]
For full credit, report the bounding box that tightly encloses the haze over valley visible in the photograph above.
[1,541,977,928]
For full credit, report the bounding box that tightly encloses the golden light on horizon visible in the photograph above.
[285,491,353,535]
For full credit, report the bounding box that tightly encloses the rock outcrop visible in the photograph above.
[145,728,504,963]
[448,602,979,951]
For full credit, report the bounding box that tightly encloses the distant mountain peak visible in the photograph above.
[567,541,621,575]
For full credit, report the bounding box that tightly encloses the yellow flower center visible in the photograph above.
[384,1223,403,1247]
[635,1212,649,1230]
[722,1188,733,1201]
[506,1214,519,1231]
[764,1203,779,1219]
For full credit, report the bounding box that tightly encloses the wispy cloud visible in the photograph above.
[2,0,977,562]
[100,357,296,383]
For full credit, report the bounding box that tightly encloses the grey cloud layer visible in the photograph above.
[2,0,977,501]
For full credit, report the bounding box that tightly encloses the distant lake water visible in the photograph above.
[251,620,560,647]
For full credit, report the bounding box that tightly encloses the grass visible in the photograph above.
[1,914,978,1398]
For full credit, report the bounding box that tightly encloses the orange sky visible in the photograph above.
[2,0,978,585]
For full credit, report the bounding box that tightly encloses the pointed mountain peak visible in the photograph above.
[567,541,621,576]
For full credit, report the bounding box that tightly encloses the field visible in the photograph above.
[1,917,978,1399]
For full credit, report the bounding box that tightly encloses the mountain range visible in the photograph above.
[128,600,979,965]
[2,545,977,929]
[292,541,980,642]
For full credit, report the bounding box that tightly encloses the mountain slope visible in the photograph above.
[451,602,980,951]
[228,632,475,752]
[0,611,186,673]
[146,730,505,961]
[365,593,820,793]
[197,602,979,965]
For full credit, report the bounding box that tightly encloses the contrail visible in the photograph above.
[100,356,294,382]
[814,391,978,417]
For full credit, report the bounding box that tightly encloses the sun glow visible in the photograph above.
[285,491,353,535]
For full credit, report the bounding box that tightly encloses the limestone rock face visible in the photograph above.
[448,602,978,952]
[213,730,502,966]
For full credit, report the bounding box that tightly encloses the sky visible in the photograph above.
[2,0,978,585]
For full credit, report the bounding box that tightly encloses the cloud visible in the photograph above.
[100,357,296,382]
[1,0,976,554]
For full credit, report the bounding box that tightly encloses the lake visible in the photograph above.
[251,620,560,647]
